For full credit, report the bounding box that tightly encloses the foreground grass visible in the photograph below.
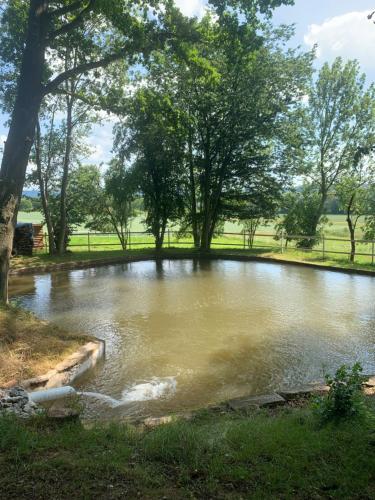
[0,306,90,386]
[0,406,374,499]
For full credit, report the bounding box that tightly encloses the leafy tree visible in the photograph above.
[363,187,375,242]
[237,196,278,248]
[87,161,137,250]
[0,0,296,302]
[19,197,33,212]
[0,0,188,302]
[130,15,312,251]
[276,186,328,249]
[47,164,101,250]
[31,93,92,254]
[115,88,185,250]
[298,58,375,247]
[336,163,375,263]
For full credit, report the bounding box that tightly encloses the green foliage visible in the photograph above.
[114,12,313,250]
[19,197,33,212]
[363,186,375,241]
[48,165,102,242]
[86,160,137,249]
[276,186,328,248]
[116,87,185,248]
[314,363,366,422]
[297,57,375,239]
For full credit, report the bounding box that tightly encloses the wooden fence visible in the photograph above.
[39,230,375,265]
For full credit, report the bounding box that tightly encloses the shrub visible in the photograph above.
[314,363,366,422]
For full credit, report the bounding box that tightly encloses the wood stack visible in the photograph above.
[13,223,34,256]
[12,223,45,256]
[32,224,44,251]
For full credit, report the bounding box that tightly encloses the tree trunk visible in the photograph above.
[188,129,200,249]
[0,0,47,303]
[57,96,74,255]
[346,194,356,263]
[35,120,56,255]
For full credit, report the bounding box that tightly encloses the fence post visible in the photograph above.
[322,234,325,261]
[128,230,132,251]
[372,241,374,266]
[87,232,91,252]
[243,231,246,249]
[168,228,171,248]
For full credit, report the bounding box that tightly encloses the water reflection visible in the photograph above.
[9,259,375,419]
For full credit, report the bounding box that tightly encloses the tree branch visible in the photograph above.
[47,0,95,42]
[43,49,127,95]
[47,1,83,18]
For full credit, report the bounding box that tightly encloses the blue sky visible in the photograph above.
[1,0,375,166]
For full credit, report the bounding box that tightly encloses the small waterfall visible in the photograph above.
[121,377,177,402]
[77,392,122,408]
[77,377,177,408]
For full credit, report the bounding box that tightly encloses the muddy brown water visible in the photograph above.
[10,259,375,419]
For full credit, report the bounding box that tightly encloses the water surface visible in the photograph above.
[10,259,375,418]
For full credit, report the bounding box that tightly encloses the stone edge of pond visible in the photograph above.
[135,377,375,428]
[18,339,105,392]
[9,251,375,277]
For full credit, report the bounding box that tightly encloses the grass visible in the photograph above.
[5,213,374,498]
[0,404,374,499]
[17,212,375,270]
[10,245,375,275]
[0,305,91,386]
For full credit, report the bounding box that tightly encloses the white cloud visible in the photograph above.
[175,0,207,19]
[304,11,375,75]
[86,120,117,165]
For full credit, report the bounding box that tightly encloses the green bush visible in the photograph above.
[314,363,366,422]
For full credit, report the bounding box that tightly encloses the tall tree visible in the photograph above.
[165,16,312,250]
[298,58,375,247]
[86,161,137,250]
[115,88,185,250]
[0,0,176,302]
[336,145,375,262]
[0,0,295,303]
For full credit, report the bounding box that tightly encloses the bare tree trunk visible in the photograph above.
[346,193,356,263]
[0,0,47,303]
[35,120,56,255]
[57,96,74,255]
[188,128,200,249]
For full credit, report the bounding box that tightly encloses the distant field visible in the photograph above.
[17,211,364,237]
[18,211,374,266]
[18,211,43,224]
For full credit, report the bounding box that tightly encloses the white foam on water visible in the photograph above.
[121,377,177,402]
[78,377,177,407]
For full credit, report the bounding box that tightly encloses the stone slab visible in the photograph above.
[20,340,105,391]
[228,393,285,410]
[278,385,329,400]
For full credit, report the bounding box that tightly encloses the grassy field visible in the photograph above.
[18,211,366,236]
[0,403,374,499]
[17,212,375,269]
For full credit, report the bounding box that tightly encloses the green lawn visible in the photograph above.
[16,212,375,269]
[1,404,374,499]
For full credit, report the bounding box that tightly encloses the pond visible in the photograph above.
[10,259,375,419]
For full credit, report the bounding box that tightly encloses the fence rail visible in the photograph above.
[39,229,375,265]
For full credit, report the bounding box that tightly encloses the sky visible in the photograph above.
[1,0,375,167]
